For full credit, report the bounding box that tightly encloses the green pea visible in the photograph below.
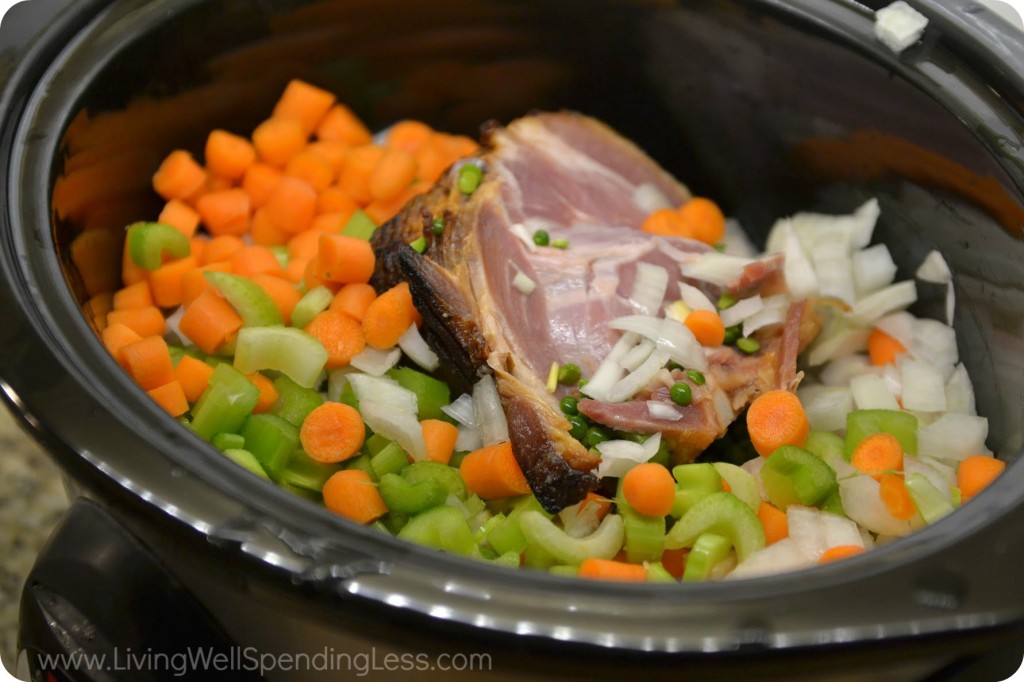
[670,381,693,406]
[737,337,761,354]
[458,164,483,194]
[557,363,582,385]
[686,369,706,386]
[431,216,445,236]
[533,229,550,246]
[559,395,579,416]
[717,292,737,310]
[585,426,611,448]
[567,414,589,440]
[723,325,742,345]
[551,238,570,249]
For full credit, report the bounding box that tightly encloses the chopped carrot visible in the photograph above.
[757,501,789,545]
[202,173,234,195]
[181,262,232,305]
[287,228,326,261]
[746,390,810,457]
[241,163,284,208]
[387,120,434,153]
[330,282,377,322]
[251,273,301,324]
[577,558,647,582]
[684,309,726,346]
[285,149,333,192]
[879,473,916,520]
[641,207,689,238]
[249,208,290,247]
[119,335,175,390]
[157,199,201,238]
[85,293,113,331]
[178,289,243,354]
[369,148,418,202]
[70,229,121,296]
[106,306,165,338]
[148,255,198,308]
[413,136,450,183]
[868,328,907,366]
[851,432,903,480]
[361,281,418,349]
[578,492,613,521]
[196,188,251,237]
[146,380,189,417]
[252,117,307,168]
[304,309,365,369]
[315,104,372,147]
[205,129,257,181]
[231,245,284,279]
[152,150,207,201]
[317,186,359,217]
[302,256,340,294]
[459,441,531,499]
[364,189,416,226]
[677,197,726,246]
[112,281,154,310]
[202,234,246,265]
[272,79,336,135]
[306,141,349,178]
[958,455,1006,502]
[101,322,143,362]
[284,256,310,284]
[621,462,676,517]
[421,419,459,464]
[337,144,385,205]
[301,401,366,463]
[248,372,280,413]
[190,236,208,265]
[819,545,866,564]
[322,469,388,524]
[173,354,215,403]
[121,238,148,286]
[660,548,687,580]
[264,176,318,234]
[309,212,349,233]
[316,233,376,285]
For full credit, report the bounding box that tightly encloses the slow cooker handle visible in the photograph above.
[18,498,262,682]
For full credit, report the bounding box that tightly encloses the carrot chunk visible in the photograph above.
[252,117,307,168]
[120,335,175,390]
[361,281,416,349]
[315,233,376,285]
[273,79,336,135]
[158,199,201,238]
[684,309,726,347]
[958,455,1006,502]
[330,282,377,322]
[178,289,243,354]
[459,442,531,499]
[106,306,165,338]
[146,380,189,417]
[421,419,459,464]
[322,469,388,524]
[196,188,251,237]
[621,463,676,517]
[173,354,215,403]
[578,558,647,582]
[315,104,372,147]
[851,432,904,480]
[868,328,907,366]
[757,501,789,545]
[746,390,810,457]
[304,309,365,369]
[205,129,257,181]
[152,150,207,201]
[301,402,366,463]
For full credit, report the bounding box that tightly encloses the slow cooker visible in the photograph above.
[1,0,1023,679]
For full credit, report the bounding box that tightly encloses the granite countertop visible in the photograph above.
[0,406,70,675]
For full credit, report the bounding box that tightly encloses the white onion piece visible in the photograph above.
[873,311,915,350]
[881,362,904,401]
[847,198,882,251]
[398,324,440,372]
[631,263,670,315]
[850,373,900,411]
[607,316,707,371]
[360,400,427,461]
[680,252,755,287]
[678,281,716,312]
[783,227,820,298]
[918,414,989,463]
[455,425,483,452]
[632,182,672,213]
[899,358,947,413]
[607,349,670,403]
[719,295,764,328]
[798,385,854,433]
[326,367,356,402]
[911,318,958,379]
[787,506,829,561]
[875,1,929,53]
[347,373,418,414]
[944,363,976,415]
[441,393,476,427]
[579,332,636,401]
[915,249,952,284]
[559,498,604,539]
[594,433,661,479]
[512,270,537,295]
[349,346,402,376]
[620,339,655,372]
[849,280,917,325]
[852,243,898,297]
[821,511,865,549]
[647,401,683,421]
[727,539,811,579]
[813,241,856,305]
[839,475,915,537]
[742,306,786,338]
[164,305,192,345]
[807,328,871,367]
[472,375,509,447]
[820,354,873,387]
[740,455,768,502]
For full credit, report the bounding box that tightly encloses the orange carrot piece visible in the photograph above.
[122,238,148,286]
[71,229,121,296]
[421,419,459,464]
[304,309,365,369]
[86,293,114,331]
[578,492,613,521]
[285,149,334,192]
[337,144,385,205]
[677,197,726,246]
[413,135,450,183]
[119,335,175,390]
[148,255,199,308]
[315,104,372,147]
[101,322,143,362]
[322,469,388,524]
[241,163,284,209]
[868,328,907,366]
[361,281,417,349]
[273,79,336,135]
[879,473,916,520]
[317,186,359,217]
[106,306,165,338]
[181,262,232,305]
[248,372,281,413]
[958,455,1006,502]
[330,282,377,322]
[146,380,190,417]
[685,309,726,347]
[251,273,301,325]
[152,150,207,201]
[287,228,326,261]
[316,233,376,285]
[818,545,867,564]
[302,256,340,294]
[301,402,366,463]
[202,234,246,265]
[112,281,154,310]
[364,189,416,226]
[757,501,789,545]
[158,199,201,238]
[660,548,687,580]
[309,212,350,233]
[196,188,251,237]
[851,432,904,480]
[178,289,243,354]
[284,256,310,285]
[621,462,676,517]
[252,117,307,168]
[306,140,349,179]
[205,129,257,181]
[641,207,690,238]
[249,207,291,247]
[264,176,318,234]
[190,236,208,265]
[173,354,215,403]
[746,390,810,457]
[577,558,647,582]
[369,148,418,202]
[230,245,284,279]
[386,120,433,153]
[459,441,531,499]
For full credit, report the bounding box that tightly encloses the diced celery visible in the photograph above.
[711,462,760,511]
[665,492,766,562]
[240,413,299,481]
[401,461,467,501]
[341,209,377,241]
[474,513,507,545]
[646,562,676,583]
[486,515,530,556]
[386,366,450,421]
[127,222,190,270]
[620,506,665,563]
[212,432,245,452]
[371,442,409,478]
[234,326,328,389]
[682,532,732,581]
[380,512,409,535]
[378,473,446,515]
[845,409,918,458]
[821,488,845,516]
[905,473,954,523]
[481,550,522,568]
[522,542,560,569]
[671,463,723,517]
[761,446,838,508]
[397,506,477,556]
[291,286,334,330]
[279,449,340,492]
[549,565,579,578]
[804,431,845,461]
[190,364,260,441]
[269,245,289,269]
[205,270,283,327]
[269,374,324,426]
[364,433,393,457]
[519,511,624,565]
[279,481,321,501]
[222,448,270,480]
[345,454,378,481]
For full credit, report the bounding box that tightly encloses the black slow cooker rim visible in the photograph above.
[1,0,1022,653]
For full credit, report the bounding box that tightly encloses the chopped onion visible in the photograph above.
[813,241,856,305]
[607,315,707,371]
[327,367,356,402]
[360,400,427,461]
[873,311,915,350]
[579,332,636,401]
[798,384,853,433]
[722,218,758,258]
[742,306,786,338]
[783,227,819,298]
[349,345,402,376]
[594,433,662,479]
[647,401,683,421]
[441,393,476,427]
[875,1,929,53]
[852,243,897,297]
[633,183,672,213]
[820,354,873,387]
[899,358,947,413]
[164,305,192,345]
[944,363,976,415]
[398,323,440,372]
[680,252,755,287]
[620,339,655,372]
[607,348,670,403]
[630,263,669,315]
[850,373,900,411]
[807,327,870,367]
[911,318,958,379]
[918,413,989,463]
[559,498,604,539]
[849,280,917,325]
[472,374,509,446]
[719,295,764,329]
[347,373,418,414]
[455,425,483,452]
[512,270,537,295]
[848,198,882,251]
[787,506,828,561]
[821,511,865,549]
[915,249,951,284]
[839,474,915,536]
[678,282,716,312]
[728,538,811,579]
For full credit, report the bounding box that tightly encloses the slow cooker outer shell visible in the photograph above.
[1,0,1023,662]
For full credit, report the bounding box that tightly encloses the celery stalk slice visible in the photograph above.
[234,327,327,388]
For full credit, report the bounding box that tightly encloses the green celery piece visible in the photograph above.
[844,409,918,459]
[291,286,334,330]
[269,245,289,269]
[279,449,340,492]
[402,461,467,501]
[448,450,469,469]
[338,380,360,412]
[364,433,393,457]
[168,344,186,367]
[522,542,560,569]
[380,512,409,535]
[397,506,477,556]
[212,432,246,452]
[665,492,766,562]
[549,565,579,578]
[711,462,760,511]
[386,367,450,421]
[519,510,624,565]
[345,454,378,481]
[341,209,377,241]
[269,374,324,426]
[804,431,845,460]
[682,532,732,581]
[821,488,845,516]
[280,481,321,501]
[671,463,724,517]
[371,520,391,535]
[204,271,284,327]
[620,506,665,563]
[482,550,521,568]
[379,473,446,515]
[761,446,838,508]
[126,222,190,270]
[240,413,299,481]
[190,364,260,441]
[646,562,676,583]
[485,515,529,556]
[905,473,954,523]
[371,442,409,478]
[234,326,328,388]
[223,448,270,480]
[474,513,507,545]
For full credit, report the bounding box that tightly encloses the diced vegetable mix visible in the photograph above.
[78,80,1007,583]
